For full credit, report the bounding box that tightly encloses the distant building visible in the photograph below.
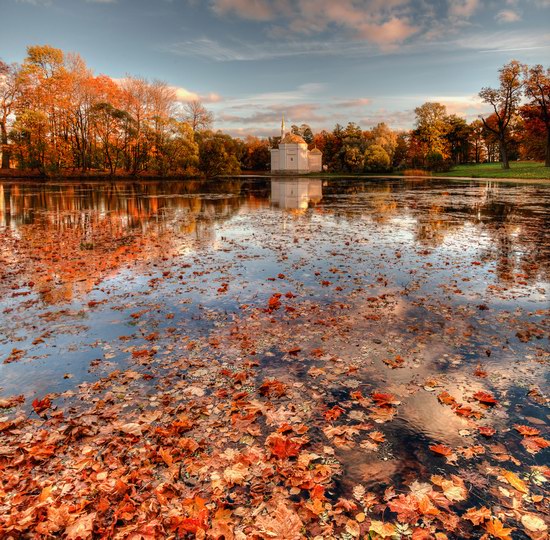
[270,116,322,173]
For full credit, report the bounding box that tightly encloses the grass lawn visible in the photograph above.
[437,161,550,179]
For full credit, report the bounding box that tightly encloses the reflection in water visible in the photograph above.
[270,178,323,210]
[0,178,548,306]
[0,180,270,303]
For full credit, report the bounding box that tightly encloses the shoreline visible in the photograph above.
[1,169,550,185]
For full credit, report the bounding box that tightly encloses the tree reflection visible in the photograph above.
[0,180,270,303]
[0,178,547,305]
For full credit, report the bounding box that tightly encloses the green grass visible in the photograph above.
[437,161,550,180]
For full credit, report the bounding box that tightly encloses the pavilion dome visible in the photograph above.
[280,133,307,145]
[309,147,322,154]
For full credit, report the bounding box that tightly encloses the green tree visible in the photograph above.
[290,123,314,144]
[197,131,241,177]
[364,144,391,172]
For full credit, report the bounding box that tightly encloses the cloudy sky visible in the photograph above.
[2,0,549,137]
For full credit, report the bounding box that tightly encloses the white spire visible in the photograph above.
[281,114,285,139]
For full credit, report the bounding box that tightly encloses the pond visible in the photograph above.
[0,177,548,539]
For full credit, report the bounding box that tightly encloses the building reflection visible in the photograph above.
[270,178,323,210]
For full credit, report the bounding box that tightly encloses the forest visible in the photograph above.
[1,47,549,176]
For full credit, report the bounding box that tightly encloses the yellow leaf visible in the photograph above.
[369,521,396,538]
[521,514,547,533]
[223,462,249,486]
[501,470,528,493]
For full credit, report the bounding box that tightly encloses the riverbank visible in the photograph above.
[0,169,206,181]
[2,160,550,183]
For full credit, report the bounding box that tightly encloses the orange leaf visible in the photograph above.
[266,433,302,459]
[372,392,401,407]
[464,506,491,525]
[429,444,453,456]
[473,391,498,405]
[32,396,52,415]
[484,518,514,540]
[369,431,386,443]
[324,405,345,421]
[522,436,550,454]
[514,424,540,437]
[387,494,419,523]
[501,470,528,493]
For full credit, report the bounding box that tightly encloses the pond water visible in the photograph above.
[0,177,548,538]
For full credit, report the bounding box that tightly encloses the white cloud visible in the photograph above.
[495,9,522,23]
[172,86,222,103]
[447,0,480,19]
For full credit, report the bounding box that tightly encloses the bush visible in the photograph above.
[364,144,391,172]
[425,151,452,172]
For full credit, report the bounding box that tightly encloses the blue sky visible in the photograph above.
[1,0,549,137]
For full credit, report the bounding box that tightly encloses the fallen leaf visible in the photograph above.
[501,470,528,493]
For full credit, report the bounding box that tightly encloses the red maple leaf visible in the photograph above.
[514,424,540,437]
[429,444,453,456]
[473,391,498,405]
[324,405,345,421]
[32,396,52,415]
[372,392,400,407]
[388,494,419,523]
[267,434,303,459]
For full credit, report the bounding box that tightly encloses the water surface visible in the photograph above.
[0,177,548,538]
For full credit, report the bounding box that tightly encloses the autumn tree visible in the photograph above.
[523,64,550,166]
[241,136,270,171]
[479,60,525,169]
[468,120,486,163]
[291,123,313,144]
[183,100,213,132]
[312,129,342,172]
[196,130,241,176]
[369,123,398,162]
[90,102,133,174]
[0,60,21,169]
[14,45,72,172]
[413,102,450,161]
[445,115,471,164]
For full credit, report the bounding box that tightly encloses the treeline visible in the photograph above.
[1,48,549,176]
[298,60,549,172]
[0,45,270,176]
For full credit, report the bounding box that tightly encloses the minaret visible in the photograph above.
[281,114,285,139]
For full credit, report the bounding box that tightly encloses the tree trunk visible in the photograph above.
[1,119,10,169]
[499,137,509,169]
[545,129,550,167]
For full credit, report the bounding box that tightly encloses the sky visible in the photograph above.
[1,0,549,137]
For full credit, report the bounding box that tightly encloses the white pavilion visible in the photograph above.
[270,116,322,174]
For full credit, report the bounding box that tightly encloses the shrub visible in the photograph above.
[364,144,391,172]
[425,151,452,172]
